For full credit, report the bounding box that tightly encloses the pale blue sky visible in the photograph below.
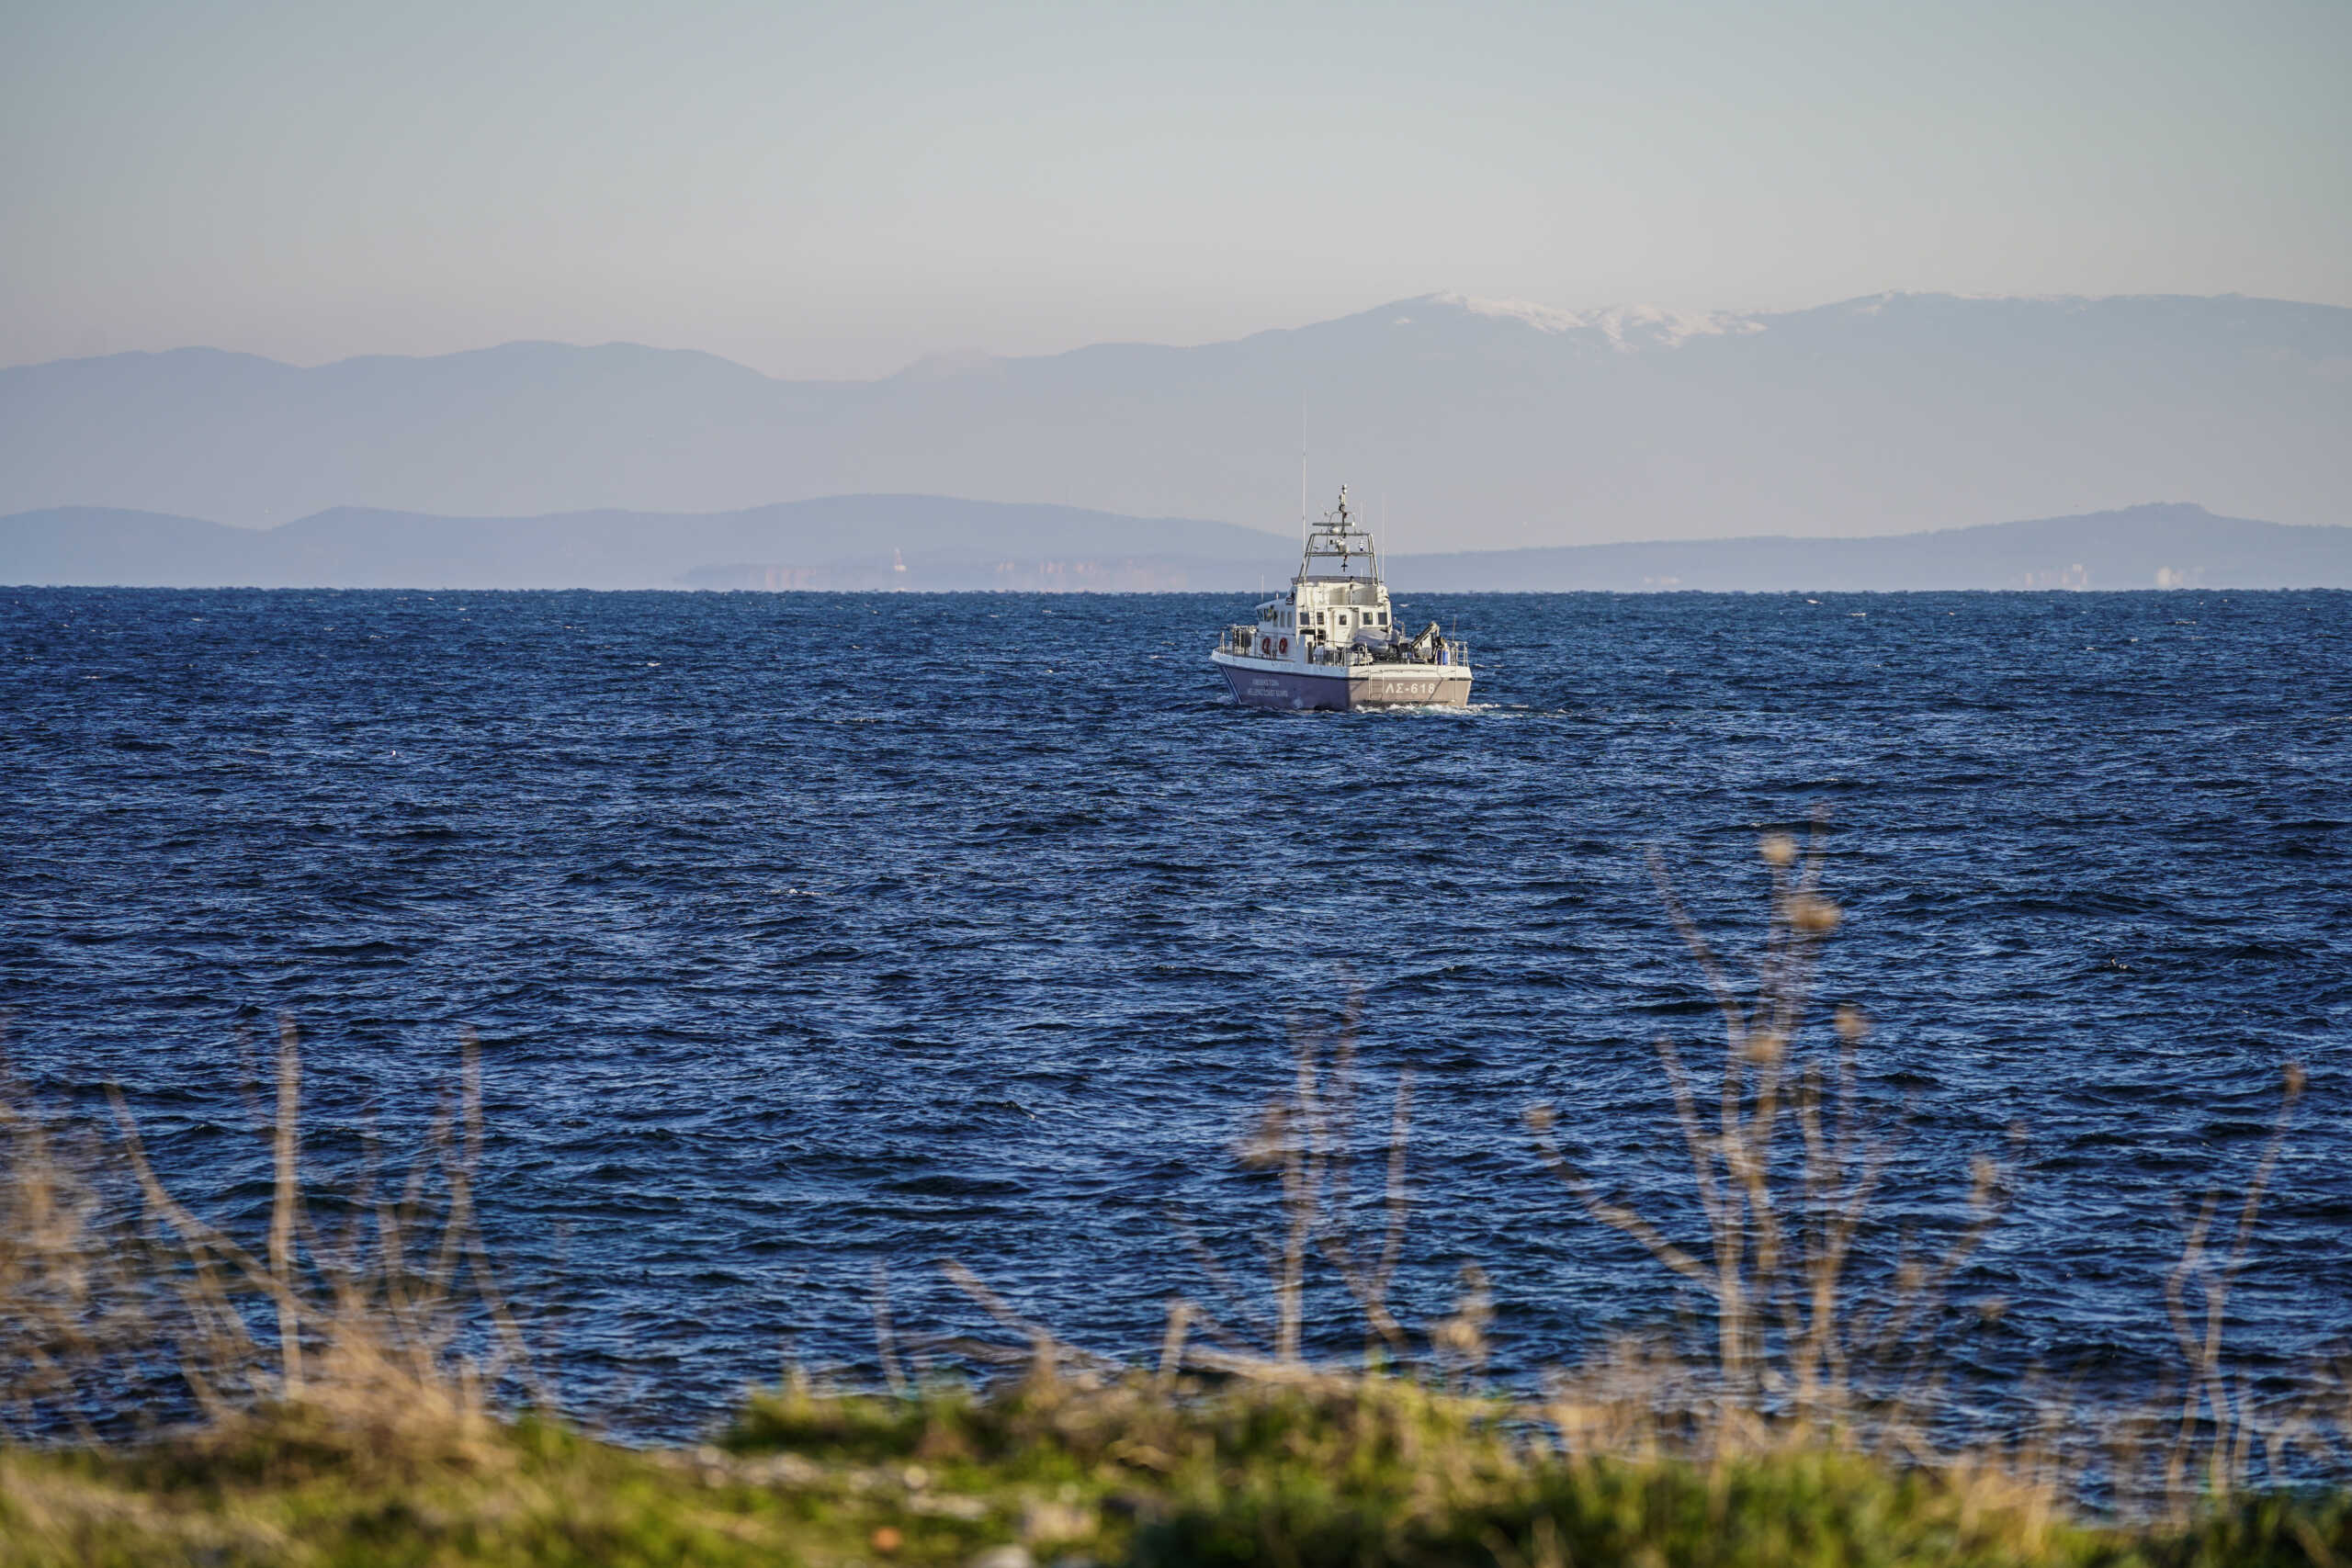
[5,0,2346,378]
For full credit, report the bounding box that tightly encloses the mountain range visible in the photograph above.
[6,499,2346,592]
[0,497,1291,592]
[3,292,2346,551]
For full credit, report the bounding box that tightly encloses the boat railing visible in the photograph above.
[1292,637,1473,668]
[1218,626,1467,669]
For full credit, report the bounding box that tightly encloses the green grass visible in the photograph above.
[5,1372,2346,1567]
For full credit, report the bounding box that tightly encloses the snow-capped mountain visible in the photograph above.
[1408,293,1765,348]
[2,292,2343,549]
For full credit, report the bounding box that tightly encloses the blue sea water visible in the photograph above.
[2,586,2346,1437]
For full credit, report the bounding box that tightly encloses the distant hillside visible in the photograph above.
[0,496,1293,591]
[5,497,2347,592]
[1390,504,2352,592]
[2,293,2345,548]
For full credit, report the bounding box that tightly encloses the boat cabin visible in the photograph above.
[1218,487,1460,670]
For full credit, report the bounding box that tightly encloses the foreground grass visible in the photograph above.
[4,1373,2346,1568]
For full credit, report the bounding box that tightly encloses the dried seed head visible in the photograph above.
[1834,1006,1869,1043]
[1232,1100,1291,1168]
[1759,832,1797,868]
[1744,1032,1786,1065]
[1432,1264,1494,1363]
[1787,895,1841,933]
[2283,1061,2307,1102]
[1522,1102,1556,1134]
[1430,1314,1489,1364]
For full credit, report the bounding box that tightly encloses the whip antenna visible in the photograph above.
[1298,395,1307,547]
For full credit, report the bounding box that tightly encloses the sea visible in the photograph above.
[2,587,2346,1438]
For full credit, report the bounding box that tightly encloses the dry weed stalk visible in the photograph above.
[0,1021,540,1441]
[0,1056,157,1438]
[1163,1000,1419,1375]
[2159,1060,2306,1510]
[933,1258,1123,1382]
[1240,1002,1415,1366]
[905,1001,1431,1391]
[1526,821,2011,1429]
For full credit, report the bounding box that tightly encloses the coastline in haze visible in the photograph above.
[7,499,2351,592]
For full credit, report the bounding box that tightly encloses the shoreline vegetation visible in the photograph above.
[4,831,2344,1565]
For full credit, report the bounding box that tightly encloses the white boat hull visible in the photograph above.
[1211,651,1471,711]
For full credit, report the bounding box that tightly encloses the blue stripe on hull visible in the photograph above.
[1219,661,1351,711]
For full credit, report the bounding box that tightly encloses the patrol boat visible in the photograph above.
[1211,487,1471,711]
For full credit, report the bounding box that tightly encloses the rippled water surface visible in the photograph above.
[3,587,2346,1434]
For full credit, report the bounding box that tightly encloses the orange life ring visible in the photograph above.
[1279,637,1289,654]
[1261,637,1272,655]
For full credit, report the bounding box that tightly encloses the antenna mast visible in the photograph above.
[1297,396,1307,547]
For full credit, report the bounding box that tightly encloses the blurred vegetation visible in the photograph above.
[2,827,2343,1565]
[5,1369,2349,1566]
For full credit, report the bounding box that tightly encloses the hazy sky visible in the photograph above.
[5,0,2346,379]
